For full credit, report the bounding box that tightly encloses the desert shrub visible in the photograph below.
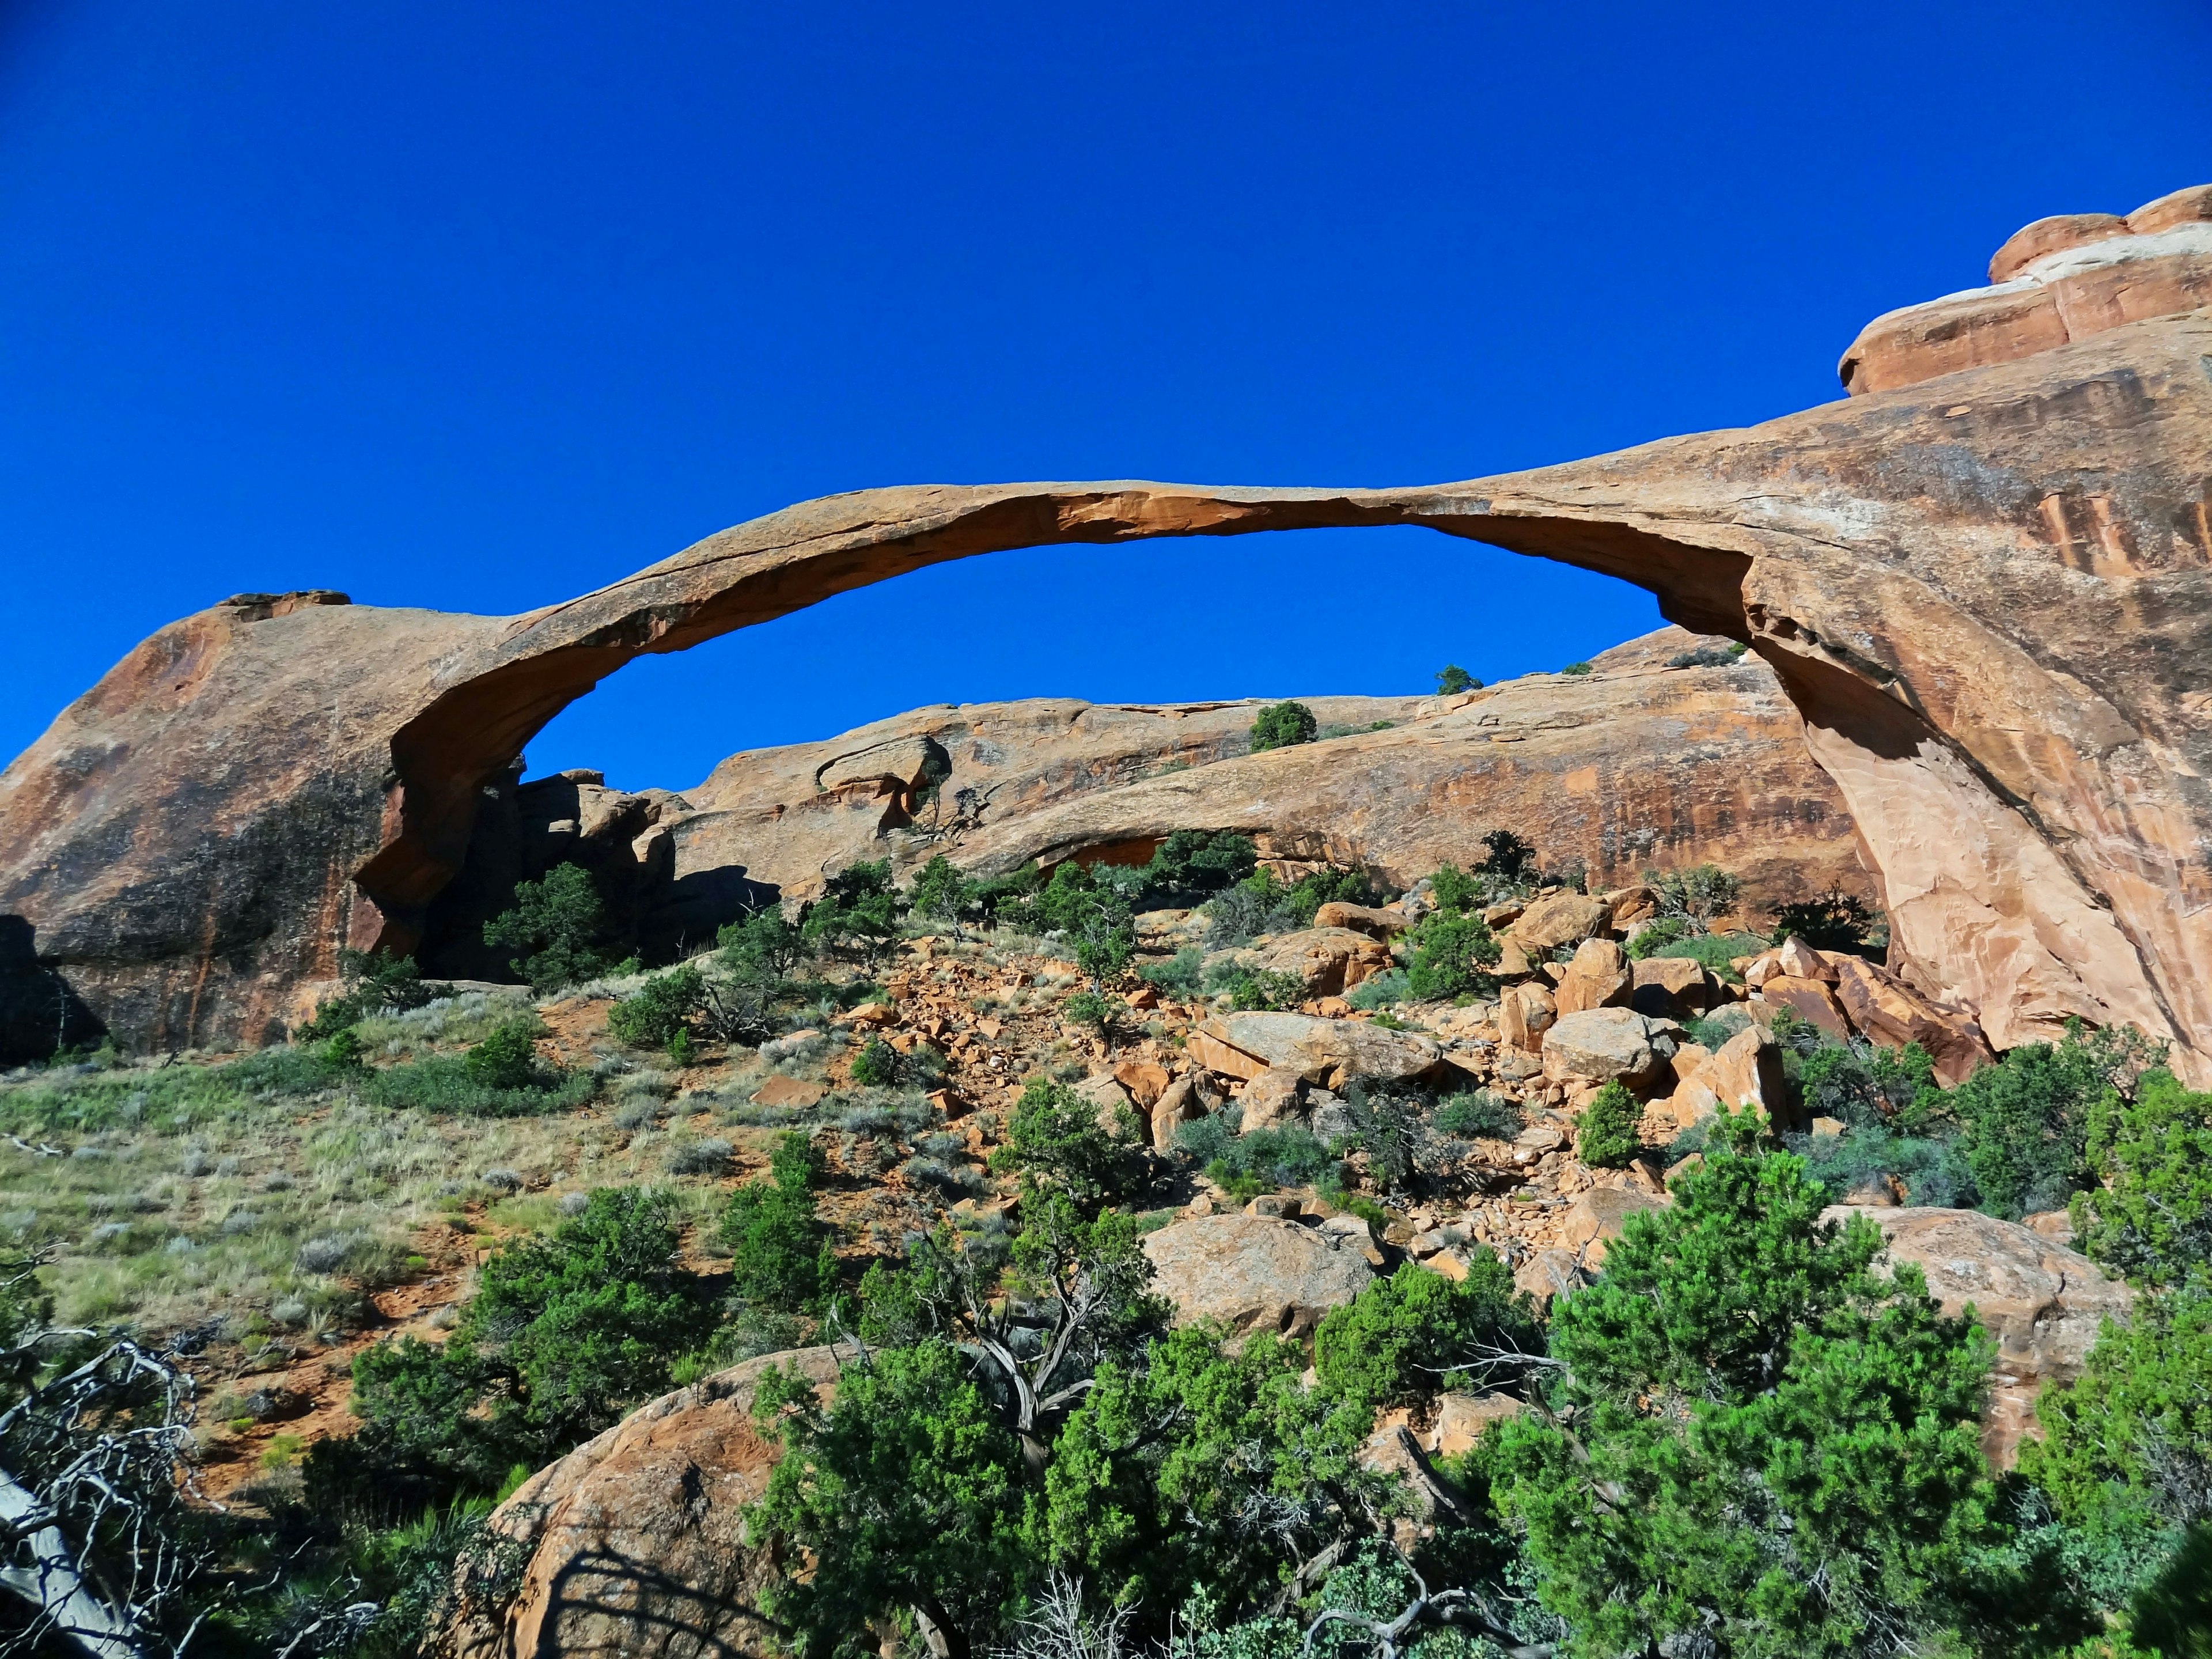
[1344,968,1410,1011]
[1248,700,1318,752]
[1436,1089,1521,1140]
[849,1037,904,1088]
[1315,1254,1541,1412]
[1173,1106,1335,1198]
[908,853,974,925]
[462,1016,548,1091]
[366,1051,594,1118]
[1668,642,1748,669]
[1643,863,1740,933]
[606,964,708,1052]
[719,1132,837,1314]
[718,906,809,986]
[1129,830,1258,909]
[1138,947,1204,998]
[2021,1285,2212,1613]
[318,1187,703,1511]
[1771,887,1884,955]
[1638,929,1766,983]
[802,861,907,964]
[1623,916,1690,959]
[1063,990,1132,1047]
[1559,661,1593,675]
[1199,960,1304,1012]
[1435,665,1478,694]
[1404,910,1499,1002]
[1478,1110,2043,1658]
[1793,1124,1978,1208]
[1575,1080,1643,1168]
[1944,1024,2157,1220]
[483,863,616,992]
[1797,1038,1939,1128]
[297,949,454,1040]
[1001,862,1136,979]
[991,1078,1141,1212]
[2074,1069,2212,1287]
[1477,828,1540,888]
[1340,1084,1429,1192]
[668,1136,734,1175]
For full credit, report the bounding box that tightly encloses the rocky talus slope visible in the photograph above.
[417,896,2121,1658]
[4,183,2211,1078]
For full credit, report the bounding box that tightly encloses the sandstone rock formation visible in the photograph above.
[1139,1213,1377,1339]
[5,187,2211,1080]
[441,1344,842,1659]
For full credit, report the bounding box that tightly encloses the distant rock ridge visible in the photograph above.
[3,185,2210,1075]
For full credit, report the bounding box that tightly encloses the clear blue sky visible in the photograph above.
[2,2,2206,792]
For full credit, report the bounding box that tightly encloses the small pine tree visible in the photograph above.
[1248,700,1318,752]
[483,863,615,991]
[1436,665,1479,695]
[1577,1079,1643,1168]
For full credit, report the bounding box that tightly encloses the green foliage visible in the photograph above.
[1043,1322,1388,1628]
[2022,1286,2212,1550]
[802,859,907,964]
[1313,1256,1541,1413]
[750,1338,1040,1658]
[1559,661,1593,676]
[1623,916,1689,959]
[1405,910,1499,1002]
[1793,1123,1978,1208]
[1435,1089,1521,1141]
[910,853,974,923]
[1482,1109,2032,1658]
[1574,1079,1642,1168]
[1435,665,1478,695]
[605,963,707,1052]
[1133,830,1260,908]
[1202,863,1387,948]
[849,1036,903,1087]
[1946,1024,2153,1220]
[991,1077,1141,1211]
[317,1028,368,1071]
[483,862,615,991]
[1344,968,1410,1011]
[1639,929,1766,983]
[297,949,453,1040]
[719,1131,838,1315]
[718,905,809,984]
[1139,946,1205,998]
[1643,863,1741,933]
[321,1187,702,1509]
[1200,960,1305,1012]
[1002,861,1137,979]
[1797,1037,1939,1128]
[1668,642,1749,668]
[1174,1109,1337,1198]
[461,1015,548,1091]
[1426,861,1482,915]
[2075,1069,2212,1287]
[1771,886,1882,955]
[363,1051,596,1117]
[1065,990,1132,1047]
[1248,700,1319,752]
[1478,830,1539,887]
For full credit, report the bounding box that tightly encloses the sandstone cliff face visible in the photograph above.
[4,190,2209,1073]
[589,628,1858,952]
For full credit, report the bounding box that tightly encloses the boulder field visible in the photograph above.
[4,183,2212,1078]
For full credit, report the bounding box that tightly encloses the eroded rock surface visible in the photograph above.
[1141,1213,1377,1339]
[6,187,2211,1077]
[441,1344,842,1659]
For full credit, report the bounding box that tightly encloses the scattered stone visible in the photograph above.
[1312,902,1411,938]
[1760,974,1852,1041]
[1141,1214,1377,1340]
[1513,1248,1586,1308]
[750,1074,828,1109]
[1553,937,1632,1016]
[1630,954,1712,1020]
[1428,1392,1522,1458]
[1541,1007,1671,1085]
[1237,1066,1306,1132]
[1509,893,1614,952]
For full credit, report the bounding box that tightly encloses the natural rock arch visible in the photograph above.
[3,224,2210,1073]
